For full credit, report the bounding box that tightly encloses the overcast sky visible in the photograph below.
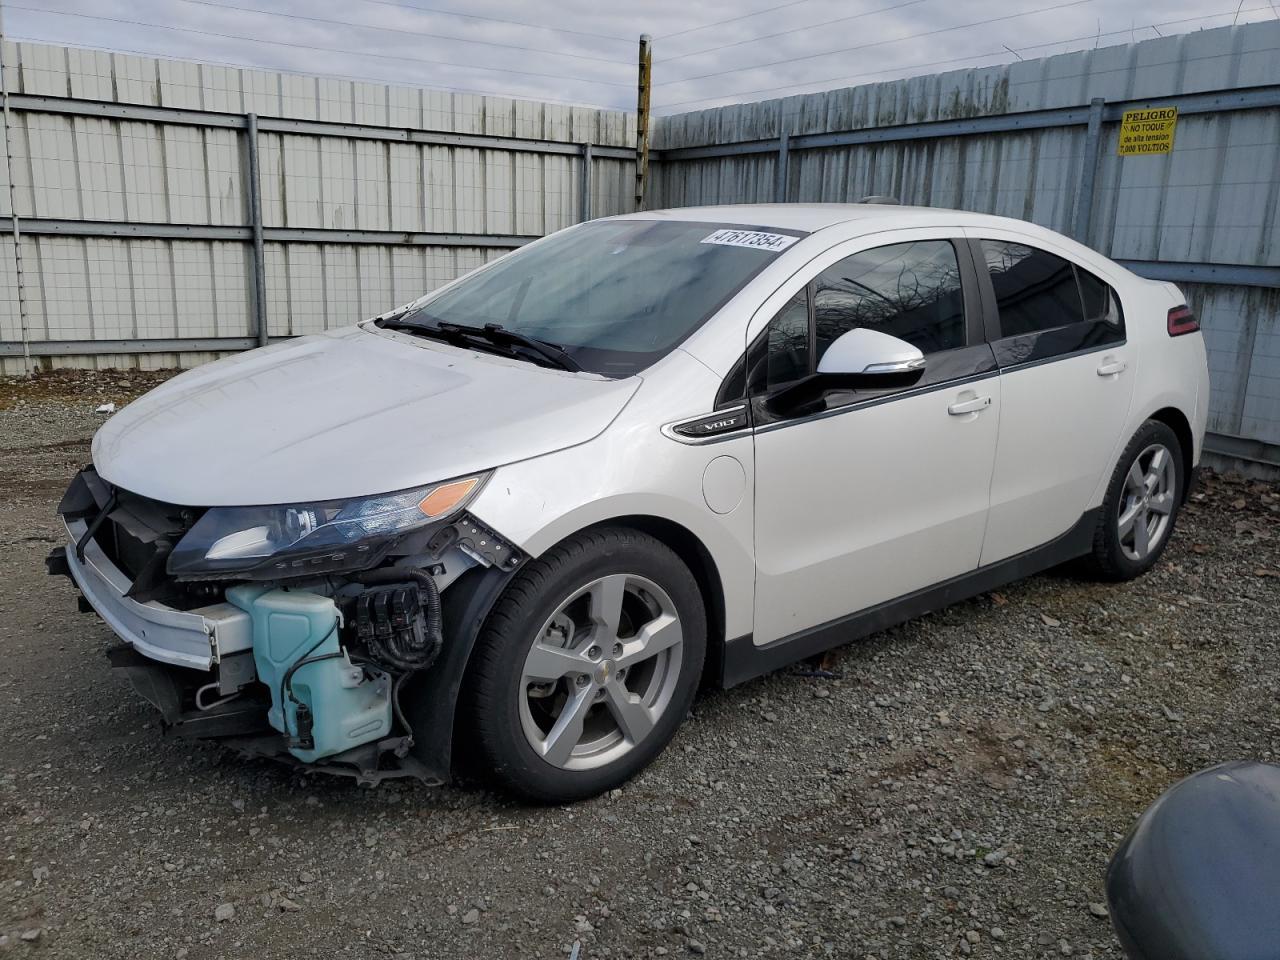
[5,0,1275,113]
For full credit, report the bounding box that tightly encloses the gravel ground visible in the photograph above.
[2,370,1278,960]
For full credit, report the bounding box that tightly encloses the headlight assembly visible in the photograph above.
[167,475,486,579]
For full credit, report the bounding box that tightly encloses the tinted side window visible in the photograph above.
[812,240,966,363]
[1077,266,1124,330]
[721,288,811,403]
[982,241,1084,337]
[765,288,810,390]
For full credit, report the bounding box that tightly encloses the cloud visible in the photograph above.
[8,0,1276,113]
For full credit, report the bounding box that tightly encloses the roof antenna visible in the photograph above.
[857,195,901,205]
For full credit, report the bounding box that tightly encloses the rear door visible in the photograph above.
[966,231,1135,565]
[747,229,1001,646]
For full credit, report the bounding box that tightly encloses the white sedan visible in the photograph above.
[51,204,1208,802]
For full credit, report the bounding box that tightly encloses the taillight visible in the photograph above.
[1168,305,1199,337]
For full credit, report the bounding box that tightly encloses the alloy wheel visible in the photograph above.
[518,574,684,771]
[1117,442,1176,562]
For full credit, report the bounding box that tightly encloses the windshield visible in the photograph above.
[394,220,805,376]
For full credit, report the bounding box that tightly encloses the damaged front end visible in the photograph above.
[47,466,523,785]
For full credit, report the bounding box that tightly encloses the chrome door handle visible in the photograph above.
[1097,358,1127,377]
[947,395,992,416]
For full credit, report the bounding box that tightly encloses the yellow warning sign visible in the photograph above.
[1118,107,1178,156]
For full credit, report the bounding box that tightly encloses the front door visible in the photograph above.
[749,231,1001,646]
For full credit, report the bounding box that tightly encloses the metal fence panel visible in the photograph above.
[0,40,636,373]
[1239,289,1280,445]
[0,237,17,340]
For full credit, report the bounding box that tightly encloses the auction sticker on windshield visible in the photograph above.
[701,229,800,252]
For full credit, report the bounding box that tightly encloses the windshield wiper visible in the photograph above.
[468,323,582,373]
[379,315,490,351]
[381,316,581,372]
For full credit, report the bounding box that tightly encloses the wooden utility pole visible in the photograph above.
[634,33,652,211]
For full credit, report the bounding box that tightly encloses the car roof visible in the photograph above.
[611,203,1053,238]
[607,203,1122,275]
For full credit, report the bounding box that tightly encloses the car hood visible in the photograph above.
[92,324,640,506]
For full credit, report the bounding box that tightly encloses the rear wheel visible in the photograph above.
[1084,420,1184,581]
[467,527,706,803]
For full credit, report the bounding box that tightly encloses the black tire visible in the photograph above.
[1083,419,1184,581]
[467,527,706,803]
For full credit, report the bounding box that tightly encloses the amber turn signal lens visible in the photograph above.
[417,477,480,518]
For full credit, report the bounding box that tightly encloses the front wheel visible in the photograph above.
[1084,419,1184,581]
[467,527,706,803]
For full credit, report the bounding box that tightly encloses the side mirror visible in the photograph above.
[768,328,925,415]
[816,328,926,384]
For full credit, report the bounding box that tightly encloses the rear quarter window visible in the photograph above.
[981,241,1083,337]
[1076,265,1124,331]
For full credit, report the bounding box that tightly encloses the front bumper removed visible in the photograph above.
[49,538,430,783]
[48,465,525,786]
[52,518,254,672]
[48,531,272,741]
